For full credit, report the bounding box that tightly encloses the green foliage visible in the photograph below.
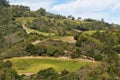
[0,60,20,80]
[58,73,79,80]
[25,44,37,54]
[71,48,81,59]
[25,40,68,57]
[33,68,58,80]
[47,46,64,57]
[0,33,7,49]
[67,15,75,20]
[114,44,120,53]
[94,54,103,61]
[27,68,79,80]
[76,30,120,60]
[0,0,9,7]
[10,5,30,17]
[61,69,69,76]
[34,44,47,56]
[85,48,120,80]
[4,60,12,68]
[36,8,46,16]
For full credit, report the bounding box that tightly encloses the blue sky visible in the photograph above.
[9,0,120,24]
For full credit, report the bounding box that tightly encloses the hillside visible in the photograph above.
[0,0,120,80]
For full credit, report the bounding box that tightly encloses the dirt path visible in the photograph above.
[22,24,30,34]
[12,56,95,62]
[19,73,34,76]
[53,36,76,44]
[32,40,41,45]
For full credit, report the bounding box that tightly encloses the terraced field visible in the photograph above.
[7,57,94,74]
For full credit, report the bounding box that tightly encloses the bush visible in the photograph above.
[94,54,103,61]
[47,46,64,57]
[35,45,47,56]
[61,69,69,75]
[35,68,58,79]
[4,60,12,68]
[25,44,37,54]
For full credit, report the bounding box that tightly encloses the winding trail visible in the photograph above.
[22,24,30,34]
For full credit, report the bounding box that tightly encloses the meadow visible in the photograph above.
[16,17,36,24]
[16,17,55,36]
[7,57,93,74]
[23,26,55,36]
[82,30,104,35]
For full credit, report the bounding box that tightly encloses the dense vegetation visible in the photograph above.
[0,60,21,80]
[0,0,120,80]
[74,30,120,60]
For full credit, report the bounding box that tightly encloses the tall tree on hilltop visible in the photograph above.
[0,0,9,7]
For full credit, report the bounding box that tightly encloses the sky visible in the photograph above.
[9,0,120,24]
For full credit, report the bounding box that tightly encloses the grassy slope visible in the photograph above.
[82,30,104,35]
[16,17,36,24]
[24,26,55,36]
[7,57,94,74]
[16,17,55,36]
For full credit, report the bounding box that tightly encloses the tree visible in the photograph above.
[35,45,47,56]
[78,17,81,20]
[10,5,30,17]
[68,15,74,20]
[101,18,104,22]
[34,68,58,80]
[61,69,69,75]
[0,0,9,7]
[36,8,46,16]
[0,60,20,80]
[94,54,103,61]
[4,61,12,68]
[84,18,95,22]
[25,44,37,55]
[114,45,120,53]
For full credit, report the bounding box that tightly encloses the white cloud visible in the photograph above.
[9,0,120,24]
[52,0,120,24]
[10,0,55,11]
[112,3,120,11]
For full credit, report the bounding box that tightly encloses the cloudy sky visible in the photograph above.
[9,0,120,24]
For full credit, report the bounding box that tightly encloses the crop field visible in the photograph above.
[7,57,94,74]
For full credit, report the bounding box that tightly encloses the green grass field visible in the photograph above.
[7,57,93,74]
[16,17,36,24]
[16,17,55,36]
[82,30,104,35]
[25,27,55,36]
